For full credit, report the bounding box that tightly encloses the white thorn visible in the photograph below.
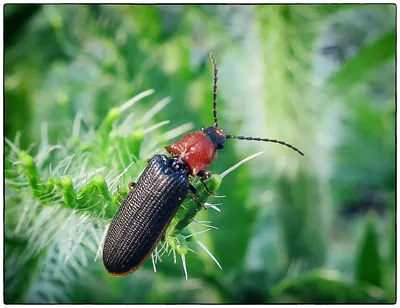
[5,138,20,154]
[204,202,222,207]
[5,179,28,186]
[193,220,218,230]
[156,247,162,262]
[196,240,222,270]
[181,254,188,281]
[63,155,75,175]
[208,205,221,212]
[134,167,146,183]
[188,248,196,254]
[163,123,194,141]
[220,151,265,179]
[157,241,168,262]
[154,247,159,263]
[94,228,108,262]
[109,161,135,188]
[184,228,212,240]
[72,111,83,138]
[104,166,116,182]
[25,143,35,153]
[143,121,170,134]
[119,89,154,113]
[26,142,35,154]
[142,97,172,123]
[213,195,226,199]
[151,252,157,273]
[204,224,218,230]
[204,202,222,212]
[14,132,21,148]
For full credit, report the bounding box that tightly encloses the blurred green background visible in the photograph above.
[4,4,396,304]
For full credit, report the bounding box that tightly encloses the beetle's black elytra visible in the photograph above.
[103,155,189,276]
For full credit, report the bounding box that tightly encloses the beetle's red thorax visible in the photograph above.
[165,132,217,176]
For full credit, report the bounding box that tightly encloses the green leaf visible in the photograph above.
[60,175,77,208]
[272,269,385,303]
[328,30,395,91]
[355,215,383,287]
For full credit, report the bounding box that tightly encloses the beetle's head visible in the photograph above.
[202,53,304,157]
[202,126,226,150]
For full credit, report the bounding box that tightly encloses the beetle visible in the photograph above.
[102,53,304,277]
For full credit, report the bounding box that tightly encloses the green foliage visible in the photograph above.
[5,4,395,304]
[355,215,382,287]
[272,269,385,303]
[329,30,395,91]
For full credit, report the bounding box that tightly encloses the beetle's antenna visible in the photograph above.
[225,134,305,156]
[209,53,219,128]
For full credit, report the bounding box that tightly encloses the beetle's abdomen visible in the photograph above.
[102,154,189,276]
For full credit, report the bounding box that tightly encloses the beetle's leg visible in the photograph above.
[197,170,212,180]
[129,181,136,191]
[188,184,207,210]
[189,194,208,210]
[189,183,200,197]
[197,170,216,196]
[200,180,215,196]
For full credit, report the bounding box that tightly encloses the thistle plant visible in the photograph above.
[5,88,265,303]
[5,4,395,304]
[5,89,190,302]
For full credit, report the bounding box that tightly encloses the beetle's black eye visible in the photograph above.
[203,126,226,150]
[215,139,225,150]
